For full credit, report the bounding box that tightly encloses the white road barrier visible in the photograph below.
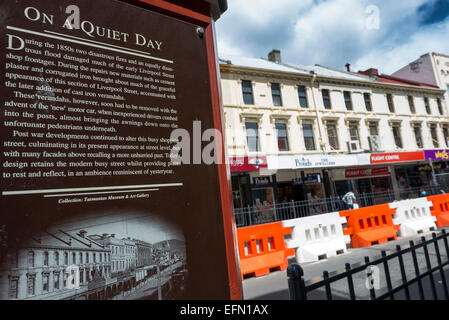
[389,198,437,237]
[282,212,350,264]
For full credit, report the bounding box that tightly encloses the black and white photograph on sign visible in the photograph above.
[0,210,187,300]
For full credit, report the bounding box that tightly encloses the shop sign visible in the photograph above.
[292,174,321,185]
[345,167,390,178]
[267,154,370,170]
[424,150,449,161]
[229,156,268,172]
[370,152,424,164]
[253,176,271,186]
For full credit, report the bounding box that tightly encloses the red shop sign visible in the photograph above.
[370,152,425,164]
[229,156,268,172]
[346,167,391,178]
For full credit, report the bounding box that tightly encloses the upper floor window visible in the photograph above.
[408,96,416,114]
[424,97,431,115]
[348,122,360,144]
[245,122,260,152]
[368,123,379,136]
[43,252,49,266]
[271,83,282,106]
[64,252,68,265]
[322,89,332,110]
[28,251,35,268]
[363,93,372,112]
[298,85,308,108]
[275,123,289,151]
[430,125,439,148]
[54,252,59,266]
[392,123,403,148]
[386,94,395,113]
[443,125,449,147]
[241,80,254,105]
[326,122,339,150]
[413,124,423,148]
[437,98,444,115]
[302,123,316,151]
[344,91,353,111]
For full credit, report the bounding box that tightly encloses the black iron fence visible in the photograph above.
[234,185,444,228]
[287,230,449,300]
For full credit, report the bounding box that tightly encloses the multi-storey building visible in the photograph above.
[90,234,125,275]
[134,239,153,268]
[123,238,137,270]
[222,50,449,213]
[0,229,111,300]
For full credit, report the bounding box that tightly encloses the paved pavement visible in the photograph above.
[243,227,449,300]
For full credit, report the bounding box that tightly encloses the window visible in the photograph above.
[424,97,431,115]
[302,123,316,151]
[8,277,18,299]
[408,96,416,114]
[344,91,353,110]
[93,253,96,263]
[387,94,395,113]
[64,252,68,265]
[42,273,49,292]
[271,83,282,106]
[443,126,449,147]
[54,272,60,290]
[72,252,76,265]
[368,123,379,136]
[392,123,403,148]
[430,125,439,148]
[86,252,89,264]
[28,251,34,268]
[275,123,289,151]
[54,252,59,266]
[413,124,423,148]
[27,275,35,296]
[79,252,83,264]
[322,89,331,109]
[363,93,372,112]
[437,98,444,115]
[298,85,308,108]
[241,80,254,105]
[326,122,339,150]
[245,122,260,152]
[43,252,49,266]
[348,122,360,143]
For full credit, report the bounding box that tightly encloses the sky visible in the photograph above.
[215,0,449,75]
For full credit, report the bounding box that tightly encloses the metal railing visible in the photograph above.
[234,185,444,228]
[287,230,449,300]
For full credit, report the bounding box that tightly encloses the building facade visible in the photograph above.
[222,50,449,215]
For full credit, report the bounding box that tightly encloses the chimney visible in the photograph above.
[345,63,351,72]
[79,230,87,238]
[364,68,379,77]
[268,49,281,63]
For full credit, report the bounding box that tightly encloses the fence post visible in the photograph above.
[287,264,307,300]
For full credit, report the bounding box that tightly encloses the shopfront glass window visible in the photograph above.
[302,123,316,151]
[245,122,260,152]
[275,123,289,151]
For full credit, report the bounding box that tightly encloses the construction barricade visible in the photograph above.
[427,193,449,228]
[237,222,295,280]
[340,204,399,248]
[282,212,350,264]
[389,198,437,237]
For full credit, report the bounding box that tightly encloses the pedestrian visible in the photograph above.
[335,196,344,211]
[420,188,427,197]
[342,191,357,210]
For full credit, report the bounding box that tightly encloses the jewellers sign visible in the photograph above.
[267,154,370,170]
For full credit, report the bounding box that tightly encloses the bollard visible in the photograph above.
[287,264,307,300]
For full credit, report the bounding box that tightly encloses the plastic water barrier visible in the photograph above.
[427,193,449,228]
[389,198,437,237]
[282,212,350,263]
[236,222,295,279]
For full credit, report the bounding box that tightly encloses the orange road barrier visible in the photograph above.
[237,222,295,280]
[339,204,400,248]
[428,193,449,228]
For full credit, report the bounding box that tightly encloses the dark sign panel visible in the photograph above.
[0,0,239,300]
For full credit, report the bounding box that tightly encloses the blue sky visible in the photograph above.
[215,0,449,74]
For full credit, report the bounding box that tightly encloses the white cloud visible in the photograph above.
[216,0,448,74]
